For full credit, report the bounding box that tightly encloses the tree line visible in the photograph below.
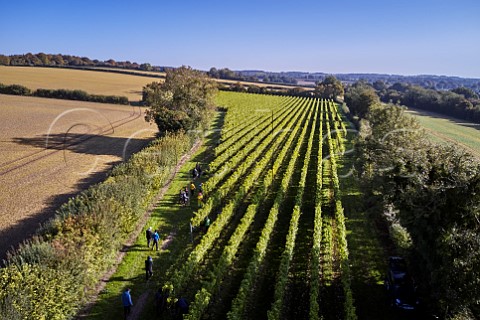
[368,80,480,123]
[208,67,297,85]
[0,52,161,72]
[345,82,480,319]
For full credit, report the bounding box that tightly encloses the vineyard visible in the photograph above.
[159,91,357,320]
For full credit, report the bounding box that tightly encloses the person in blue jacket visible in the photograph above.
[152,230,160,251]
[121,288,133,319]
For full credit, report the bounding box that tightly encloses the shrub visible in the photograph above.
[0,83,31,95]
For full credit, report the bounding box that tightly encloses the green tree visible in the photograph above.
[37,53,50,65]
[140,63,153,71]
[356,102,480,317]
[144,66,217,133]
[0,54,10,65]
[315,75,344,100]
[344,81,380,118]
[451,86,479,100]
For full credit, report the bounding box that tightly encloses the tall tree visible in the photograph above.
[344,81,380,118]
[315,75,344,99]
[144,66,217,133]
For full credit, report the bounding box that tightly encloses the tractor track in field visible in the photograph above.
[0,105,143,177]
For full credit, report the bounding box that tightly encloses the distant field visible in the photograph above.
[0,66,310,99]
[0,66,163,100]
[217,77,312,90]
[406,108,480,157]
[0,94,157,258]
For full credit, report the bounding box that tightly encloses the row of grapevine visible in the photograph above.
[309,99,325,320]
[267,98,319,320]
[191,97,309,226]
[227,98,317,320]
[326,100,357,320]
[212,96,296,167]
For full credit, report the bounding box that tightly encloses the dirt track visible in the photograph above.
[0,94,157,259]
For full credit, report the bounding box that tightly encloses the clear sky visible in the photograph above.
[1,0,479,78]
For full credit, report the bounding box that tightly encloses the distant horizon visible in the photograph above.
[1,0,479,79]
[3,51,479,80]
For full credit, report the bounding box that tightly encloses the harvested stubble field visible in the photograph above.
[0,94,157,259]
[0,66,311,97]
[0,66,163,101]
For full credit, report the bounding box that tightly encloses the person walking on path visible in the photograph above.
[179,189,186,206]
[190,181,196,197]
[197,191,204,208]
[152,230,160,251]
[145,256,153,280]
[146,227,153,248]
[184,186,190,205]
[196,162,202,176]
[121,288,133,319]
[176,297,189,318]
[203,216,210,233]
[155,288,168,316]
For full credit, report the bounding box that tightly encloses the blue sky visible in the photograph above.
[1,0,479,77]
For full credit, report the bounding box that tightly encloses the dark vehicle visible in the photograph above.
[385,256,419,311]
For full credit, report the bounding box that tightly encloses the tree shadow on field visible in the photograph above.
[1,133,154,262]
[191,109,226,165]
[12,132,150,158]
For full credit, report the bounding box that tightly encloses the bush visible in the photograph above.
[0,83,31,95]
[0,84,129,105]
[34,88,129,105]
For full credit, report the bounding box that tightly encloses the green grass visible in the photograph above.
[406,109,480,157]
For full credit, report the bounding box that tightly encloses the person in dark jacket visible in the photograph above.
[176,297,189,318]
[145,256,153,280]
[155,288,168,316]
[196,162,202,176]
[146,227,153,248]
[121,288,133,319]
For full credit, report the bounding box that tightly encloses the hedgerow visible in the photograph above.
[0,82,129,105]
